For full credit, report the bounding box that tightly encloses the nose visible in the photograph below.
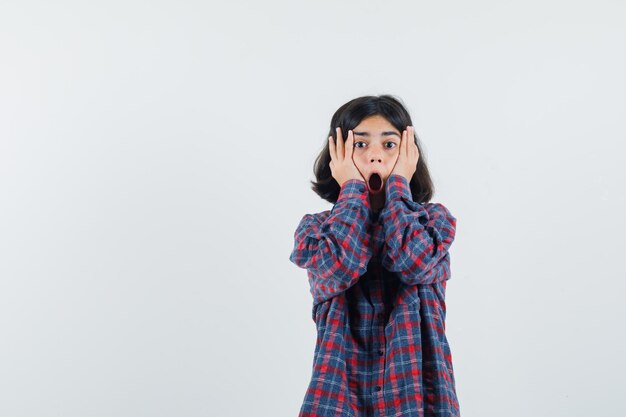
[368,146,383,164]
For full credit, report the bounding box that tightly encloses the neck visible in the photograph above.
[370,193,384,212]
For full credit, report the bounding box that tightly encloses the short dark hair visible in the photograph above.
[311,94,434,204]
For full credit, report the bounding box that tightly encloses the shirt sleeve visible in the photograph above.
[379,174,457,286]
[289,179,373,304]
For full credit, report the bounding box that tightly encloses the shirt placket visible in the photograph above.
[369,223,388,414]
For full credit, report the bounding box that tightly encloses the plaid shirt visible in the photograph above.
[289,174,459,417]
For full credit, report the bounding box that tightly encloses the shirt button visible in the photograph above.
[375,386,382,392]
[378,349,384,356]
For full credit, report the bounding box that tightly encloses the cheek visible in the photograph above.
[352,156,367,171]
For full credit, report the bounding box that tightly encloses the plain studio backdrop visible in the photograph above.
[1,0,624,416]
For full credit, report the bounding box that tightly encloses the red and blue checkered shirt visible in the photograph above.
[289,174,459,417]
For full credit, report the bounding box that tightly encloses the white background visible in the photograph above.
[1,1,625,416]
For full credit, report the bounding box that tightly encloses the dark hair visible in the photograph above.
[311,94,434,204]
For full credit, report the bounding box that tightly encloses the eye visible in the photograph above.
[353,141,397,149]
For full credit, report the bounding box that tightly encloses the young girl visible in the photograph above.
[289,95,459,417]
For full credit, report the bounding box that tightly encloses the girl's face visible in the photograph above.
[351,114,402,197]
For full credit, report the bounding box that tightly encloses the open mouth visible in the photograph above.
[368,173,383,193]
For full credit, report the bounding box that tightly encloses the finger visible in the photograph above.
[406,127,411,157]
[346,130,354,160]
[328,135,336,161]
[336,127,344,161]
[406,127,412,157]
[409,126,418,157]
[402,129,408,158]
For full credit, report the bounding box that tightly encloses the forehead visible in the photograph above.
[354,115,399,132]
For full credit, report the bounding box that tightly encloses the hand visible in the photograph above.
[390,126,419,182]
[328,127,366,187]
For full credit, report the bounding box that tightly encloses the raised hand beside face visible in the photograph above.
[328,127,367,187]
[390,126,419,182]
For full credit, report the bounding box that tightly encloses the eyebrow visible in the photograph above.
[353,131,400,138]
